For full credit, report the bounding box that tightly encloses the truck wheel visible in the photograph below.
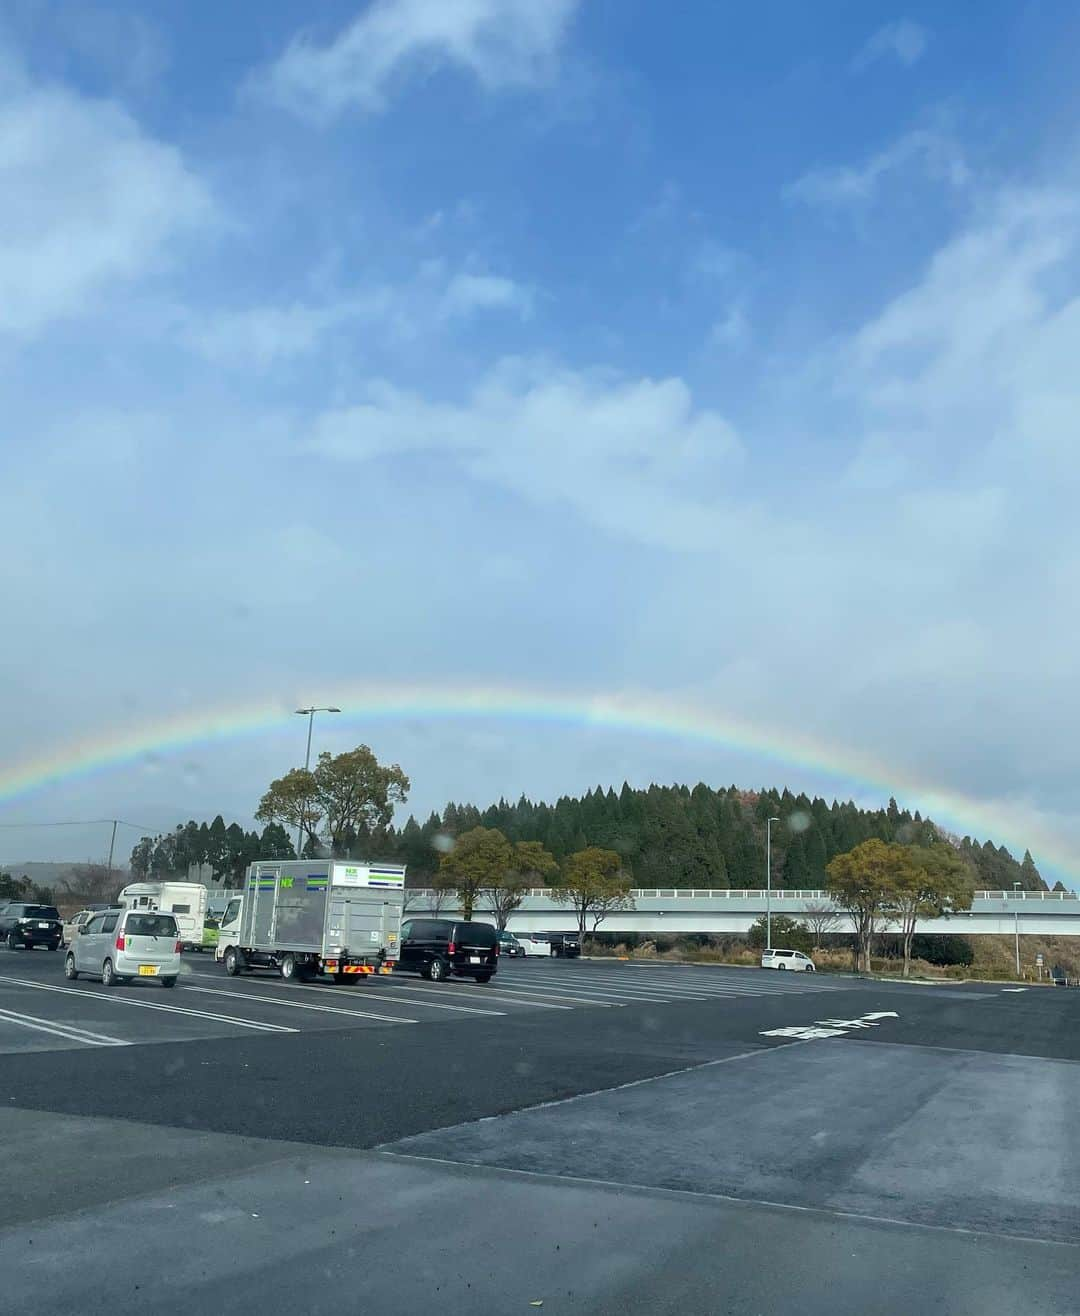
[428,957,450,983]
[224,947,242,976]
[280,953,298,982]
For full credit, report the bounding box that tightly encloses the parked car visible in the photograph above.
[396,919,498,982]
[761,948,815,972]
[0,903,63,951]
[65,908,181,987]
[513,931,552,957]
[498,931,524,957]
[548,932,581,958]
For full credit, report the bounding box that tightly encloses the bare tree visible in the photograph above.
[802,901,842,948]
[58,863,124,907]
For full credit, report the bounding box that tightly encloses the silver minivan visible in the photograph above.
[65,909,181,988]
[761,948,816,972]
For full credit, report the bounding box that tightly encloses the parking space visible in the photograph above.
[0,950,843,1056]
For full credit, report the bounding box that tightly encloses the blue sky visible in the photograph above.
[3,1,1080,881]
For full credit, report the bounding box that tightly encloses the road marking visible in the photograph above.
[184,970,505,1016]
[761,1010,899,1041]
[454,982,618,1008]
[278,978,507,1017]
[511,975,707,1003]
[1001,988,1027,993]
[181,983,419,1024]
[0,1004,130,1048]
[0,975,299,1033]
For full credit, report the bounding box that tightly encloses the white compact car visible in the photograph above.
[65,908,181,987]
[761,948,815,972]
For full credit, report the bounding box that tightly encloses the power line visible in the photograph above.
[0,818,156,832]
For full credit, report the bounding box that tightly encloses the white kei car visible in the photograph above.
[65,908,181,987]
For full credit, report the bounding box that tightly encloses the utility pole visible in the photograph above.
[1013,880,1022,978]
[766,816,780,951]
[106,819,118,876]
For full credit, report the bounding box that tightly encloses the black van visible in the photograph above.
[396,919,499,982]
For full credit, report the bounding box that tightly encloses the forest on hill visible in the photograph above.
[126,781,1051,893]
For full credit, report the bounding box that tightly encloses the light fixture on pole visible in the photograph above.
[1013,880,1022,978]
[293,706,341,856]
[766,816,780,951]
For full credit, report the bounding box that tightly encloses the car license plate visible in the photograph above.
[38,922,51,929]
[138,965,159,976]
[469,955,481,964]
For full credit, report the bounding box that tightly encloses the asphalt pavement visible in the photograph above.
[2,947,1077,1313]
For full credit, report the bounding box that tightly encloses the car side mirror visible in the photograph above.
[78,925,88,935]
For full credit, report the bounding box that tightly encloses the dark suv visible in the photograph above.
[397,919,498,982]
[0,903,63,951]
[548,932,581,958]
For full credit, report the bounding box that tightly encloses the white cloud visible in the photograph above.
[181,265,532,367]
[707,306,749,349]
[0,60,212,337]
[181,297,387,368]
[256,0,581,119]
[306,360,744,548]
[851,20,928,73]
[439,272,534,319]
[784,129,968,208]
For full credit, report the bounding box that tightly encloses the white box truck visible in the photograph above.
[215,859,406,982]
[119,881,209,951]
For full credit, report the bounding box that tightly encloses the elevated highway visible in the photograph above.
[403,887,1080,938]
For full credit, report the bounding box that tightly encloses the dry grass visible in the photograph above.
[587,933,1080,982]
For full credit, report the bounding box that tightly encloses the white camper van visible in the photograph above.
[119,881,209,952]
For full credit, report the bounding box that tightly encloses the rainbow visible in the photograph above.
[0,681,1072,880]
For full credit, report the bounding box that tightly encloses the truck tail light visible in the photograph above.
[447,942,456,955]
[115,934,125,951]
[175,940,183,954]
[493,942,500,956]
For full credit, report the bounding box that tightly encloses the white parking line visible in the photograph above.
[512,976,704,1004]
[0,975,299,1034]
[196,974,509,1017]
[456,982,619,1008]
[188,969,600,1011]
[0,1004,130,1048]
[182,983,419,1025]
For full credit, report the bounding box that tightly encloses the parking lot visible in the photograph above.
[4,945,1078,1315]
[0,947,843,1053]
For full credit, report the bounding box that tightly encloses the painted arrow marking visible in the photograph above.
[760,1010,899,1041]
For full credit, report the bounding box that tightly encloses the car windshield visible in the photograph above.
[125,914,178,938]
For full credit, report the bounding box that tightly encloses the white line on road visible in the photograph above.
[187,969,604,1012]
[513,975,711,1003]
[0,1004,130,1048]
[0,976,299,1033]
[181,983,419,1025]
[187,973,508,1017]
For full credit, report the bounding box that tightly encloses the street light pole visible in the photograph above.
[1013,880,1022,978]
[766,816,780,951]
[293,706,341,857]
